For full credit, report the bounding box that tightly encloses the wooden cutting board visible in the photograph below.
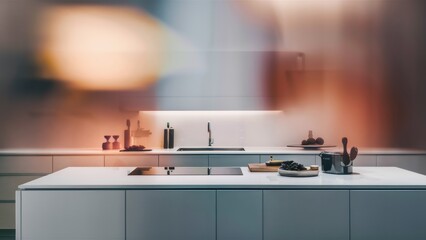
[248,163,279,172]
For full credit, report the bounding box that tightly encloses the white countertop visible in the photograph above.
[19,167,426,190]
[2,147,426,155]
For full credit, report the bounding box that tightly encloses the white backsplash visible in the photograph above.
[140,111,298,147]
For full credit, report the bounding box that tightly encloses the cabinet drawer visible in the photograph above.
[105,155,158,167]
[0,176,41,201]
[53,156,104,172]
[0,156,52,174]
[0,203,15,229]
[159,155,208,167]
[209,155,259,167]
[261,155,315,166]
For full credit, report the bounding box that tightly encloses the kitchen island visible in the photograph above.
[17,167,426,240]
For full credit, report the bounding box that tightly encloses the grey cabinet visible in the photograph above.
[351,190,426,240]
[105,155,158,167]
[0,176,40,201]
[20,190,125,240]
[159,155,208,167]
[53,156,104,172]
[209,155,259,167]
[349,155,377,166]
[264,190,350,240]
[0,156,51,230]
[377,155,426,174]
[261,154,315,166]
[0,156,52,174]
[126,190,216,240]
[217,190,262,240]
[0,203,14,229]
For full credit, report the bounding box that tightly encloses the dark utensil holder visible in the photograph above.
[320,152,353,174]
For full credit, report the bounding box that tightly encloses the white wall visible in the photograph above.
[138,111,339,148]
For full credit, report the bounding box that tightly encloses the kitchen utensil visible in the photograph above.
[265,155,284,166]
[342,137,351,165]
[265,160,285,166]
[134,120,144,137]
[132,120,152,146]
[124,119,131,149]
[248,163,280,172]
[319,152,353,174]
[350,147,358,161]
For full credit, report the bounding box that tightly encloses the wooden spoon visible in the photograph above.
[342,137,351,166]
[350,147,358,161]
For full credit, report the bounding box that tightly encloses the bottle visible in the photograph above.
[169,126,174,149]
[163,123,169,149]
[124,120,131,149]
[163,122,175,149]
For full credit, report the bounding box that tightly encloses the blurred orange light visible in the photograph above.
[36,5,165,90]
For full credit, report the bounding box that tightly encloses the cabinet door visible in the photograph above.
[126,190,216,240]
[217,190,262,240]
[264,190,349,240]
[0,156,52,174]
[159,155,208,167]
[351,190,426,240]
[209,155,259,167]
[0,203,15,229]
[261,155,315,166]
[0,176,41,201]
[53,156,104,171]
[21,190,125,240]
[377,155,426,174]
[105,155,158,167]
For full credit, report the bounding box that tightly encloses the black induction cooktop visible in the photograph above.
[128,167,243,176]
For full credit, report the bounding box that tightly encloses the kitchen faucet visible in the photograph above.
[208,122,214,146]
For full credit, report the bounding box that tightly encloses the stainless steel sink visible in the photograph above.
[177,147,245,151]
[128,167,243,176]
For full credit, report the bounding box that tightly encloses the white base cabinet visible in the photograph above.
[126,190,216,240]
[264,190,350,240]
[19,190,125,240]
[17,189,426,240]
[351,190,426,240]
